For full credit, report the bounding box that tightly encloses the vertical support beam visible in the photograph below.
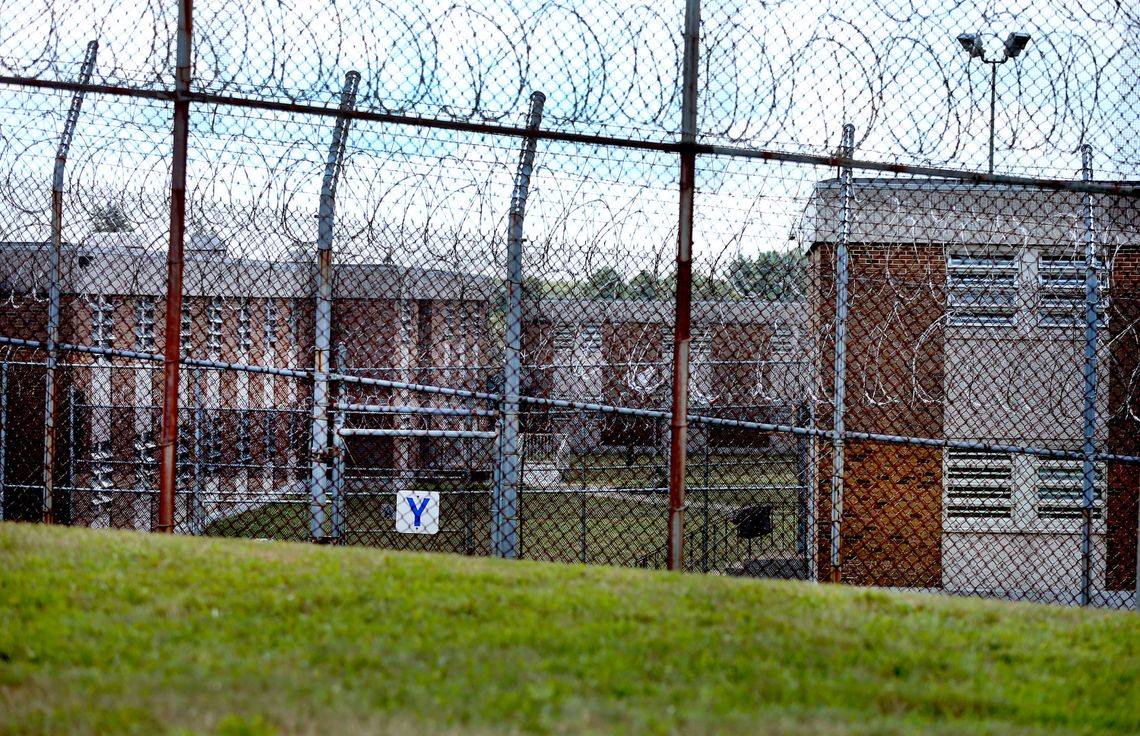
[829,123,855,583]
[806,399,818,582]
[331,344,348,542]
[44,39,98,524]
[668,0,700,572]
[491,90,545,559]
[1079,144,1099,606]
[309,70,360,542]
[157,0,194,532]
[191,368,204,534]
[0,364,7,521]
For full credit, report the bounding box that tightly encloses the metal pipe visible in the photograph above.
[192,367,204,534]
[339,428,497,439]
[988,63,997,174]
[6,75,1140,198]
[829,123,855,583]
[1079,145,1098,607]
[309,70,360,543]
[0,363,7,521]
[44,39,98,524]
[6,335,1140,466]
[331,344,347,543]
[668,0,700,572]
[335,402,495,417]
[491,90,545,559]
[157,0,193,533]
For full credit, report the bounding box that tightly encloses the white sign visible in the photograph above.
[395,490,440,535]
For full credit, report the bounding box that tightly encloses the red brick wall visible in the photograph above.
[1106,244,1140,591]
[816,440,943,587]
[811,242,946,587]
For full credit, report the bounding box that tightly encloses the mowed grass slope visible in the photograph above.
[1,524,1137,735]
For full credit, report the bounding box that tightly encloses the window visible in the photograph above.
[264,301,278,352]
[263,412,276,463]
[135,298,156,352]
[1037,256,1106,328]
[770,325,794,355]
[92,439,114,490]
[91,296,115,350]
[689,328,714,407]
[205,414,222,474]
[945,449,1014,520]
[135,430,157,488]
[947,255,1018,327]
[236,411,252,466]
[180,303,193,355]
[206,297,223,354]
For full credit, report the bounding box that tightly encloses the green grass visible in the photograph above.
[205,490,803,572]
[2,524,1138,735]
[553,451,799,491]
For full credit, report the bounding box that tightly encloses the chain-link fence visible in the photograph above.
[1,0,1137,609]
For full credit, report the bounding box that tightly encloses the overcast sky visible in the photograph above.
[0,0,1136,275]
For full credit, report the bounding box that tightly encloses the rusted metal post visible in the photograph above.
[491,90,545,559]
[156,0,194,533]
[44,40,98,524]
[330,344,348,542]
[1079,144,1098,607]
[829,123,855,583]
[309,70,360,542]
[0,364,7,521]
[667,0,700,571]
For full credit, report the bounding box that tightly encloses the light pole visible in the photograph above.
[957,32,1031,174]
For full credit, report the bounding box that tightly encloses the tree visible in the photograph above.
[89,202,133,233]
[584,267,625,299]
[627,270,665,299]
[727,251,806,300]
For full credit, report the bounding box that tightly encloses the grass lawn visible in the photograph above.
[552,451,800,491]
[205,490,804,572]
[2,524,1138,735]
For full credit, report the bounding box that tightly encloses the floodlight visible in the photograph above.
[957,33,983,58]
[1004,32,1031,59]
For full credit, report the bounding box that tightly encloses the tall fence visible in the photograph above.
[0,0,1138,609]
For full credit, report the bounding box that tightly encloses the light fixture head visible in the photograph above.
[957,33,983,58]
[1004,32,1031,59]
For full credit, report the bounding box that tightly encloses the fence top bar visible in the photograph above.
[2,76,1138,198]
[337,428,497,439]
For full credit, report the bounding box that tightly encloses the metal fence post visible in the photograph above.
[309,70,360,543]
[331,344,348,542]
[1080,144,1099,607]
[157,0,194,533]
[44,40,98,524]
[668,0,700,572]
[829,123,855,583]
[491,90,545,559]
[0,363,7,521]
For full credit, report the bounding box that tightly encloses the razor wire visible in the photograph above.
[0,0,1137,609]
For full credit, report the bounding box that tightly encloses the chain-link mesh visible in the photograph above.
[0,0,1137,609]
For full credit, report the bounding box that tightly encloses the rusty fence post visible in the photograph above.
[157,0,194,533]
[667,0,700,572]
[309,70,360,543]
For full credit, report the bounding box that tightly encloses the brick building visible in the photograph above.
[806,179,1140,603]
[520,297,811,453]
[0,235,494,532]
